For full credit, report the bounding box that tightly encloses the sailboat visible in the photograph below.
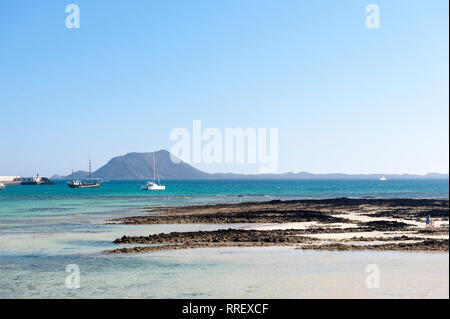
[67,157,101,188]
[141,152,165,190]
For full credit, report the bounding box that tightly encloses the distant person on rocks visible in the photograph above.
[426,215,433,228]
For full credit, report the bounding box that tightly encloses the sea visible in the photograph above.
[0,179,448,298]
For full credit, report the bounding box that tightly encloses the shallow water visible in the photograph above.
[0,179,448,298]
[1,247,448,298]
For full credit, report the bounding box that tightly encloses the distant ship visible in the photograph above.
[67,158,101,189]
[141,152,165,190]
[379,176,387,181]
[0,183,5,190]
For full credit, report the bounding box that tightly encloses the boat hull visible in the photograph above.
[141,185,165,190]
[67,183,101,188]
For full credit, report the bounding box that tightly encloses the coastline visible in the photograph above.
[106,198,449,254]
[1,192,448,298]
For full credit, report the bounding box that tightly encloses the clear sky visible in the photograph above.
[0,0,448,176]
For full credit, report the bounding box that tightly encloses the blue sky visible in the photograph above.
[0,0,448,176]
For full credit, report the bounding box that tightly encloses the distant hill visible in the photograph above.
[53,150,209,180]
[52,150,449,180]
[51,170,90,180]
[93,150,209,179]
[211,171,450,180]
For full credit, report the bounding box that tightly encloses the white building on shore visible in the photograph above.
[0,176,53,185]
[0,176,20,183]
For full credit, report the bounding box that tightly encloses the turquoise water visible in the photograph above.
[0,179,448,298]
[1,179,448,219]
[0,179,448,231]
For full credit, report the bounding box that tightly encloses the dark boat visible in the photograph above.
[67,158,101,188]
[67,179,101,188]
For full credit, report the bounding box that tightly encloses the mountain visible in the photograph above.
[53,150,209,180]
[93,150,209,179]
[52,150,449,180]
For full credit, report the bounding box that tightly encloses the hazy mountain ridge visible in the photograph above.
[52,150,449,180]
[51,170,90,180]
[210,171,450,180]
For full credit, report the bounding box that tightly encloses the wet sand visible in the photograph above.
[106,198,449,254]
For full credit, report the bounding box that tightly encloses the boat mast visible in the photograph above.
[89,155,92,184]
[153,152,156,182]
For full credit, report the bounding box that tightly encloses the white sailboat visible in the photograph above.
[141,152,165,190]
[0,183,5,190]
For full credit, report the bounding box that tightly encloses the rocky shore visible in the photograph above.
[300,239,449,252]
[105,198,449,254]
